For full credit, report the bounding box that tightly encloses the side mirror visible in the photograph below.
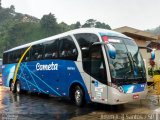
[139,46,155,61]
[107,44,116,59]
[151,50,155,60]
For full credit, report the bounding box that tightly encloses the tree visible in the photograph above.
[0,5,113,58]
[95,22,111,30]
[69,21,81,30]
[82,19,96,28]
[74,21,81,29]
[10,5,15,13]
[40,13,58,37]
[82,19,111,29]
[58,22,70,32]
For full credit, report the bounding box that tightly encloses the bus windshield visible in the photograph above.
[106,37,146,84]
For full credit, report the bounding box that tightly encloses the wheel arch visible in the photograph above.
[9,78,19,87]
[69,81,88,102]
[68,81,91,103]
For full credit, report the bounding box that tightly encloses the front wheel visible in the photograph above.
[74,86,85,107]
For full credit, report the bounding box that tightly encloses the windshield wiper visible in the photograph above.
[123,52,134,80]
[128,52,145,81]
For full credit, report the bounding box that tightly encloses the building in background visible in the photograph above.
[114,26,159,80]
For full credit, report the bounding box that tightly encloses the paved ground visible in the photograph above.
[0,85,160,120]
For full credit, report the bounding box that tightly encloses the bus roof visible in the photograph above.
[4,28,131,53]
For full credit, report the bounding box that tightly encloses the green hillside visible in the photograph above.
[0,6,111,58]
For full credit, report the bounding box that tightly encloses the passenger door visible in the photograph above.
[90,45,108,102]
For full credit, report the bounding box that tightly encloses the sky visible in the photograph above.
[2,0,160,30]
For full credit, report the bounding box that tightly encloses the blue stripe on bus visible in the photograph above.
[22,62,41,93]
[2,60,91,102]
[22,63,61,96]
[17,74,47,94]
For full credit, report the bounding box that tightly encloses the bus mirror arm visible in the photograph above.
[92,42,116,59]
[138,46,155,60]
[138,46,152,51]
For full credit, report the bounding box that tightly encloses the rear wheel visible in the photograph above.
[10,81,16,93]
[74,86,85,107]
[15,81,22,94]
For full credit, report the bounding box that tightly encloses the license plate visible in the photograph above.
[133,94,139,99]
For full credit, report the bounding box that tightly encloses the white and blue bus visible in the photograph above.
[2,28,154,106]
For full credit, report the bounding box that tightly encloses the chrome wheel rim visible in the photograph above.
[16,83,20,93]
[75,90,81,103]
[11,82,14,91]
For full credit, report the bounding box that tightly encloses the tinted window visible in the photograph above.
[3,53,8,64]
[74,33,99,73]
[8,52,13,63]
[44,39,58,59]
[74,33,99,59]
[90,45,107,84]
[22,48,30,62]
[16,49,25,62]
[31,44,44,61]
[7,49,24,63]
[59,36,78,61]
[9,51,16,63]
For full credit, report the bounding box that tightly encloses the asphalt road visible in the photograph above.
[0,85,160,120]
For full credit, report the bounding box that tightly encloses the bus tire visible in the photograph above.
[10,80,16,93]
[74,86,85,107]
[15,81,22,94]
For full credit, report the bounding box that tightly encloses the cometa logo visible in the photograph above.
[36,62,58,71]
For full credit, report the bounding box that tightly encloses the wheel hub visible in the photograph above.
[75,90,81,103]
[16,83,20,92]
[11,83,14,91]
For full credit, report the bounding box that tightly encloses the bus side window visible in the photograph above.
[3,53,8,64]
[74,33,99,73]
[31,44,44,61]
[16,49,25,62]
[90,45,107,84]
[59,36,78,61]
[44,39,58,59]
[10,51,17,63]
[20,47,30,62]
[23,49,30,62]
[15,50,20,62]
[8,52,12,64]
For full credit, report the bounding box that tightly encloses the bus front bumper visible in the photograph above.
[107,87,148,105]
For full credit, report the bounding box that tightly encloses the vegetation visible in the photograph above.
[146,26,160,35]
[0,6,111,58]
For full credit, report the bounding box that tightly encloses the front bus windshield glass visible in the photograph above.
[124,38,146,79]
[106,37,146,85]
